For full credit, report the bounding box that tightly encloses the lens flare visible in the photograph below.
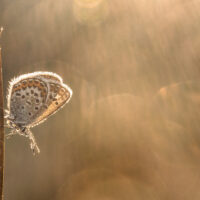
[73,0,109,26]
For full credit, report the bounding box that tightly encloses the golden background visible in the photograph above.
[1,0,200,199]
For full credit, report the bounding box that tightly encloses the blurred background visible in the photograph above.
[1,0,200,199]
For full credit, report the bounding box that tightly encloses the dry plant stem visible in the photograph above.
[0,29,4,200]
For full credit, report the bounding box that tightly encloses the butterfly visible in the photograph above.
[5,72,72,155]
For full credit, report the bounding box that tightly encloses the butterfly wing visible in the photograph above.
[30,82,72,127]
[7,71,72,128]
[8,77,48,127]
[32,72,63,83]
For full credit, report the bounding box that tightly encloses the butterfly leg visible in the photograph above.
[6,129,17,139]
[6,127,26,139]
[25,129,40,155]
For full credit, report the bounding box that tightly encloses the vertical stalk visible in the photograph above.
[0,27,4,200]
